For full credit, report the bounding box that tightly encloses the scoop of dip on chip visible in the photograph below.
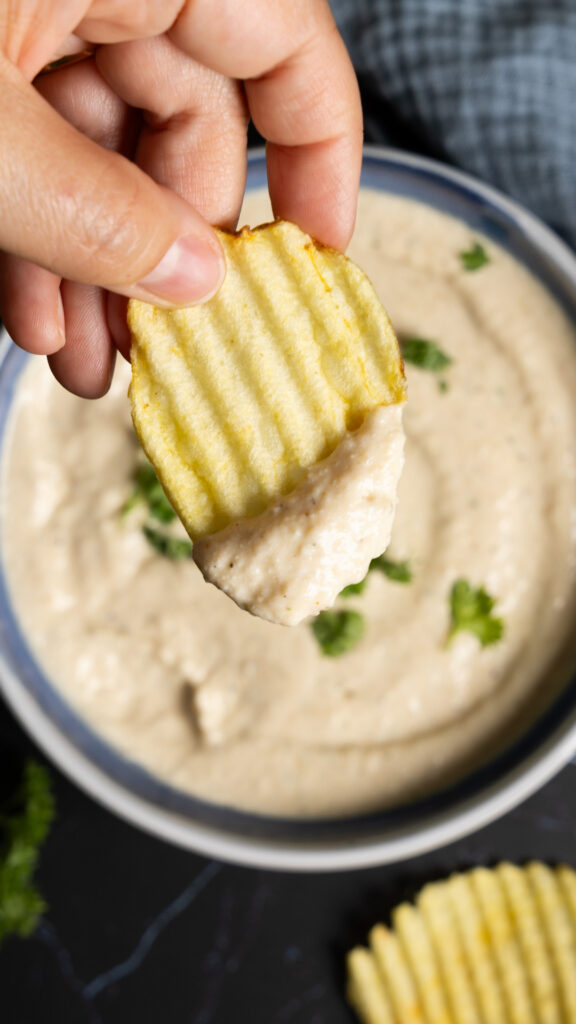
[128,220,407,626]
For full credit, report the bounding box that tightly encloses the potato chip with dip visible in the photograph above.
[128,220,406,625]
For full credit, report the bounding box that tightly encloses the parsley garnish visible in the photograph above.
[311,609,366,657]
[0,761,54,947]
[143,526,193,561]
[124,462,176,523]
[460,242,490,271]
[447,579,504,647]
[339,579,368,598]
[124,463,194,560]
[401,337,452,374]
[370,554,413,583]
[339,555,413,600]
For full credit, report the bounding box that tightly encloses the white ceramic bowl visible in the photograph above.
[2,147,576,872]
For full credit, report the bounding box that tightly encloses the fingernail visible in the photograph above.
[138,235,225,305]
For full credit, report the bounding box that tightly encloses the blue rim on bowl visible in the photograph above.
[2,146,576,872]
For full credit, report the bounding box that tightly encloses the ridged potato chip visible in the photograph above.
[498,862,562,1024]
[558,864,576,925]
[526,862,576,1021]
[128,219,406,623]
[347,946,396,1024]
[369,924,426,1022]
[346,863,576,1024]
[447,872,507,1023]
[471,867,533,1023]
[393,901,451,1023]
[418,879,483,1024]
[129,220,405,539]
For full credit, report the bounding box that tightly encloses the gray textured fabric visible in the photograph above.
[330,0,576,245]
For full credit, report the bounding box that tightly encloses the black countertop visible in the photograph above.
[1,696,576,1024]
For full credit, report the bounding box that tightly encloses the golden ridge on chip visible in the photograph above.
[346,863,576,1024]
[128,219,406,542]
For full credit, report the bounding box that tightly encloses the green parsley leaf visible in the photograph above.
[0,761,55,946]
[311,609,366,657]
[460,241,490,271]
[401,337,452,373]
[339,554,413,598]
[125,463,176,523]
[339,578,368,598]
[135,464,176,523]
[121,490,141,518]
[447,579,504,647]
[143,526,193,561]
[370,554,413,583]
[125,463,192,559]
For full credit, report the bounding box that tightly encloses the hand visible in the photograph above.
[0,1,362,397]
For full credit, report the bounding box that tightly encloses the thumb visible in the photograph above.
[0,59,225,306]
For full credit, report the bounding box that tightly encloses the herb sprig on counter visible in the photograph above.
[0,761,54,947]
[447,579,504,647]
[124,462,193,560]
[460,241,490,271]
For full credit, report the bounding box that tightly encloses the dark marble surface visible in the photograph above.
[1,696,576,1024]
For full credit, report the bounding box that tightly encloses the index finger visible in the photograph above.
[169,0,363,250]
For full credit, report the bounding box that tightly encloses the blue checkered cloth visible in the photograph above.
[330,0,576,247]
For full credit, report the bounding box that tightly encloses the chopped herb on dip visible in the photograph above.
[143,526,193,561]
[371,554,413,583]
[0,761,54,947]
[311,609,366,657]
[447,579,504,647]
[401,337,452,374]
[124,464,192,560]
[125,463,176,523]
[460,242,490,271]
[340,554,412,598]
[339,579,368,598]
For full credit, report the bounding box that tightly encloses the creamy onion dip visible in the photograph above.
[3,189,576,819]
[194,404,405,626]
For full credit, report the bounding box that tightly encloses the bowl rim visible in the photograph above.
[2,143,576,872]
